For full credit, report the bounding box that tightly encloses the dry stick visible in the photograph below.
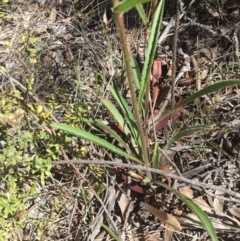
[157,14,183,45]
[165,1,181,178]
[190,54,201,91]
[90,172,112,241]
[58,149,122,240]
[205,190,240,205]
[51,159,240,200]
[149,92,158,141]
[105,174,120,239]
[144,25,150,149]
[113,3,151,179]
[171,0,180,109]
[67,167,88,240]
[233,28,240,57]
[144,76,150,156]
[157,16,175,44]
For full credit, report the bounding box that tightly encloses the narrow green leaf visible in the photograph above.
[51,123,142,163]
[151,142,160,170]
[99,223,122,241]
[102,99,139,155]
[86,118,131,152]
[138,0,165,111]
[153,181,218,241]
[154,80,240,125]
[131,55,141,91]
[135,4,148,26]
[108,86,141,150]
[163,125,210,150]
[114,0,152,13]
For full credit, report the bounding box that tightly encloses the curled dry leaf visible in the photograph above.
[154,115,170,131]
[158,164,171,185]
[121,164,172,195]
[152,54,186,122]
[107,122,125,135]
[145,203,182,231]
[128,170,143,180]
[173,208,183,216]
[151,59,162,104]
[213,190,224,213]
[206,3,224,18]
[228,206,240,220]
[15,209,26,218]
[116,183,131,219]
[121,172,154,195]
[193,196,212,213]
[155,96,184,131]
[102,8,108,26]
[179,186,194,199]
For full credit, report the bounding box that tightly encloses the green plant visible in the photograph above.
[0,92,64,239]
[51,0,240,240]
[18,30,38,66]
[0,129,48,239]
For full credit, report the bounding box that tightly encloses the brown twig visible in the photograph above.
[51,159,240,201]
[171,0,180,109]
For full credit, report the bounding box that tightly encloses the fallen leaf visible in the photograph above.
[158,164,171,185]
[155,106,184,131]
[228,206,240,220]
[147,233,159,241]
[15,209,26,218]
[164,224,173,241]
[213,190,224,213]
[154,115,169,130]
[152,59,162,104]
[57,17,72,23]
[193,196,212,213]
[173,208,183,216]
[129,170,143,180]
[179,186,194,198]
[155,96,184,131]
[121,173,154,195]
[206,3,221,17]
[126,223,140,241]
[103,8,108,26]
[179,212,239,231]
[146,203,182,231]
[107,122,125,135]
[116,183,131,219]
[49,8,57,23]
